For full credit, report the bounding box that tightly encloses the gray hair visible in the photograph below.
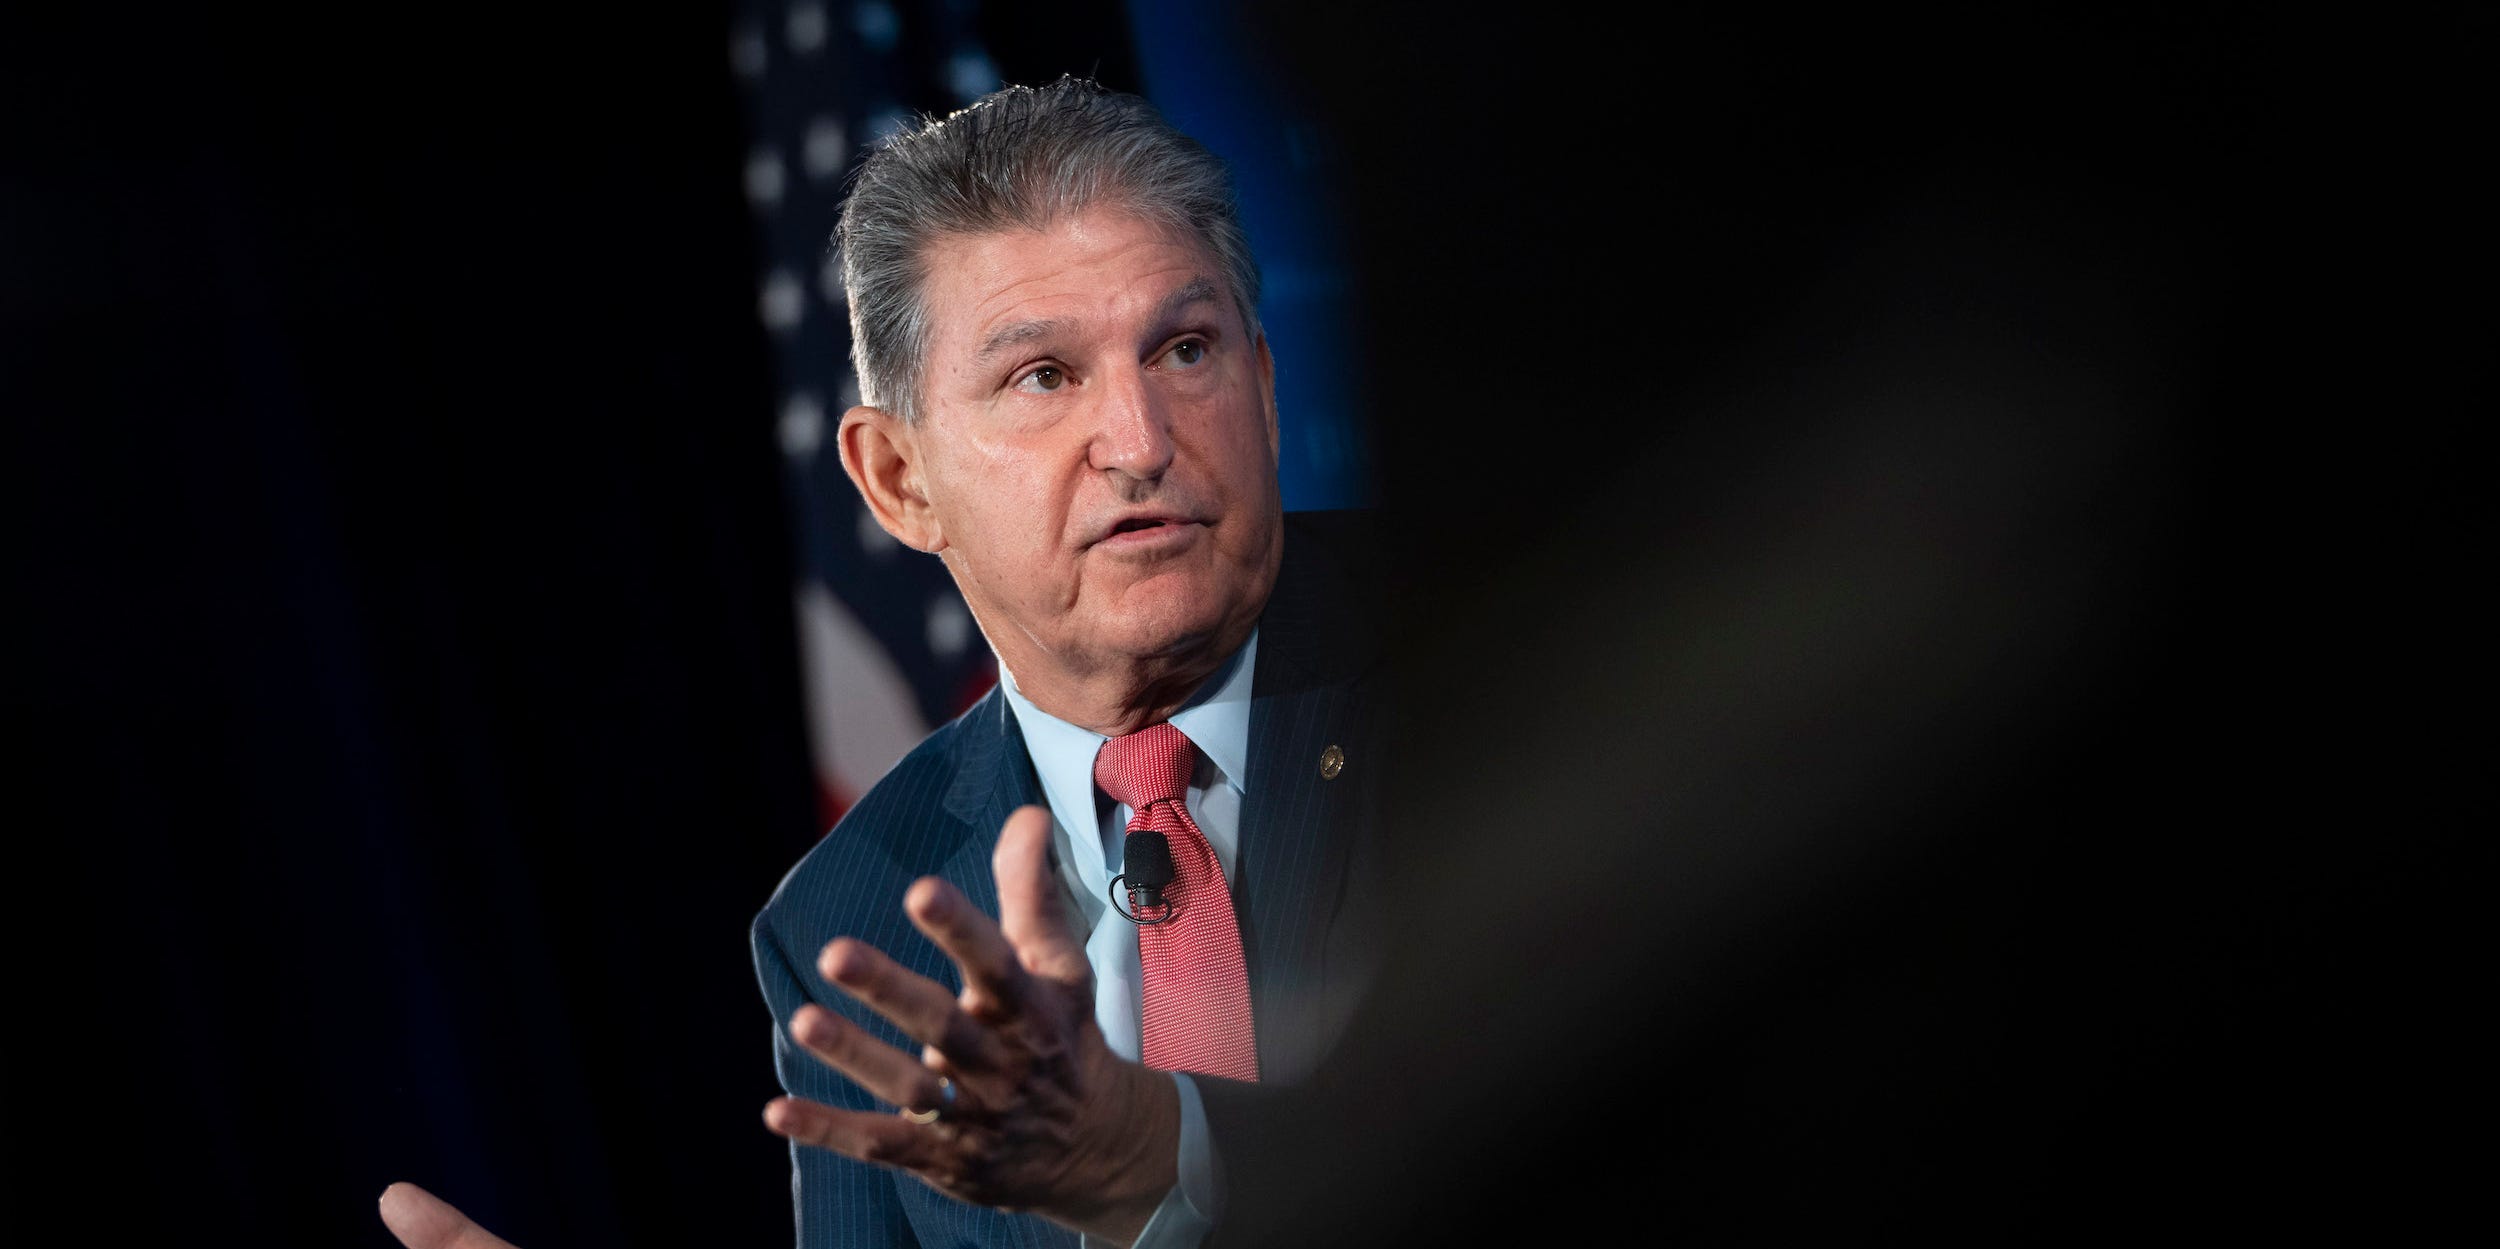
[834,77,1263,424]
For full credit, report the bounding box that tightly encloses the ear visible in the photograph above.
[837,405,947,553]
[1256,334,1280,462]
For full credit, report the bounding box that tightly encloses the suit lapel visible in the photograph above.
[933,689,1040,950]
[1232,514,1387,1079]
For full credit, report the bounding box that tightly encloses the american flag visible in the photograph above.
[728,0,1369,829]
[730,0,1009,828]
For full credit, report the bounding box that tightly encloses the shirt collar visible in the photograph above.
[999,629,1258,845]
[1167,629,1255,798]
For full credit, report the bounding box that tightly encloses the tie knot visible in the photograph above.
[1094,722,1197,811]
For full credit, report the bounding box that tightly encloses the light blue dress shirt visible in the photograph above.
[998,631,1258,1249]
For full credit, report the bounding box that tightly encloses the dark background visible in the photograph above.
[8,3,2483,1244]
[1269,6,2486,1240]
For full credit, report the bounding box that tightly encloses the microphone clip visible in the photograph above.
[1112,829,1180,926]
[1109,875,1179,925]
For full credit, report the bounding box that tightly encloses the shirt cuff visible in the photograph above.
[1088,1071,1221,1249]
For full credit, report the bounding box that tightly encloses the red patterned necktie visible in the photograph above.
[1094,722,1260,1081]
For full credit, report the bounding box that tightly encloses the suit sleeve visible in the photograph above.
[754,911,920,1248]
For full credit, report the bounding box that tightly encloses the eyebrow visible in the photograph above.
[1153,278,1225,328]
[972,317,1067,370]
[971,278,1226,371]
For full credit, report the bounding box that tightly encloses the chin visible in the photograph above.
[1099,596,1246,667]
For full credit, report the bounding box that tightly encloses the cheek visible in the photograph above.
[1222,413,1279,484]
[934,438,1019,514]
[939,445,1070,558]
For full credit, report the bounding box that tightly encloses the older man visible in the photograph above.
[378,78,1380,1249]
[749,79,1384,1248]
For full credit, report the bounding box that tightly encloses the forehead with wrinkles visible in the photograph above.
[913,214,1242,395]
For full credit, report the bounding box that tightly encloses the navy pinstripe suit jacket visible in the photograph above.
[753,510,1390,1248]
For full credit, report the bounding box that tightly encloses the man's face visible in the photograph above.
[890,206,1282,701]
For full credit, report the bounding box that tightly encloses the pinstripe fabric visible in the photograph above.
[752,511,1387,1247]
[1229,512,1387,1088]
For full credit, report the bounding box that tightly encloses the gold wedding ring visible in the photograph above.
[901,1076,955,1125]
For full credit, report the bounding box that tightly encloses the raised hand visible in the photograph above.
[763,805,1181,1245]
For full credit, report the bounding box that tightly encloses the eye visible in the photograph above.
[1013,364,1066,394]
[1161,338,1208,369]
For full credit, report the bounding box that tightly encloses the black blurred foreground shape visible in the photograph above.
[1200,6,2485,1242]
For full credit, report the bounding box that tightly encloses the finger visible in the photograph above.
[378,1182,520,1249]
[818,936,1006,1071]
[995,804,1090,985]
[788,1003,952,1112]
[902,874,1022,1018]
[763,1095,950,1176]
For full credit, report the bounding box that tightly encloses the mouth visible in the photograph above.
[1092,513,1206,550]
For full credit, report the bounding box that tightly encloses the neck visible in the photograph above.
[1004,628,1247,738]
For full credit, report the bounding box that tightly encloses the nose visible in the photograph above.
[1087,364,1176,483]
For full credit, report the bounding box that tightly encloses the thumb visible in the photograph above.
[379,1182,520,1249]
[994,804,1091,985]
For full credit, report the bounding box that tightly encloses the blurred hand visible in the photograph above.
[765,805,1180,1245]
[378,1182,517,1249]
